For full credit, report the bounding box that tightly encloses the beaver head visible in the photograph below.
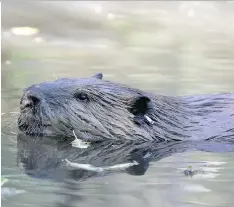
[18,73,234,142]
[18,73,164,142]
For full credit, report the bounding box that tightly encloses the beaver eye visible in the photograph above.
[74,93,89,101]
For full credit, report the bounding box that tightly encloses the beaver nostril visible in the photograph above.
[18,123,29,131]
[20,95,40,110]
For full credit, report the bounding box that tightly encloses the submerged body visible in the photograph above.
[18,73,234,142]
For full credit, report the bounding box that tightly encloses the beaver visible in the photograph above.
[18,73,234,142]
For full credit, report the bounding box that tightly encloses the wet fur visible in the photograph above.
[18,73,234,142]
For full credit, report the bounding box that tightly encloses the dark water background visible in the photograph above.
[1,1,234,207]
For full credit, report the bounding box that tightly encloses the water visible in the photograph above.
[2,1,234,207]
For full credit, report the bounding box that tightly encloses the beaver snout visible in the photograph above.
[20,84,42,111]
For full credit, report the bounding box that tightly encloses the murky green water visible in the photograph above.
[2,2,234,207]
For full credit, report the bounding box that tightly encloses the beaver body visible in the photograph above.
[18,73,234,142]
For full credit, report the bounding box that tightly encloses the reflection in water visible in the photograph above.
[17,133,234,206]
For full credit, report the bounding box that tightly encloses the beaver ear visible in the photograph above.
[128,96,151,115]
[128,96,154,125]
[91,73,103,80]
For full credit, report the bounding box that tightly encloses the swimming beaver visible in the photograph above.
[18,73,234,142]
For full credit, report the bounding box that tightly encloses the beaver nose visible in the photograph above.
[20,95,40,110]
